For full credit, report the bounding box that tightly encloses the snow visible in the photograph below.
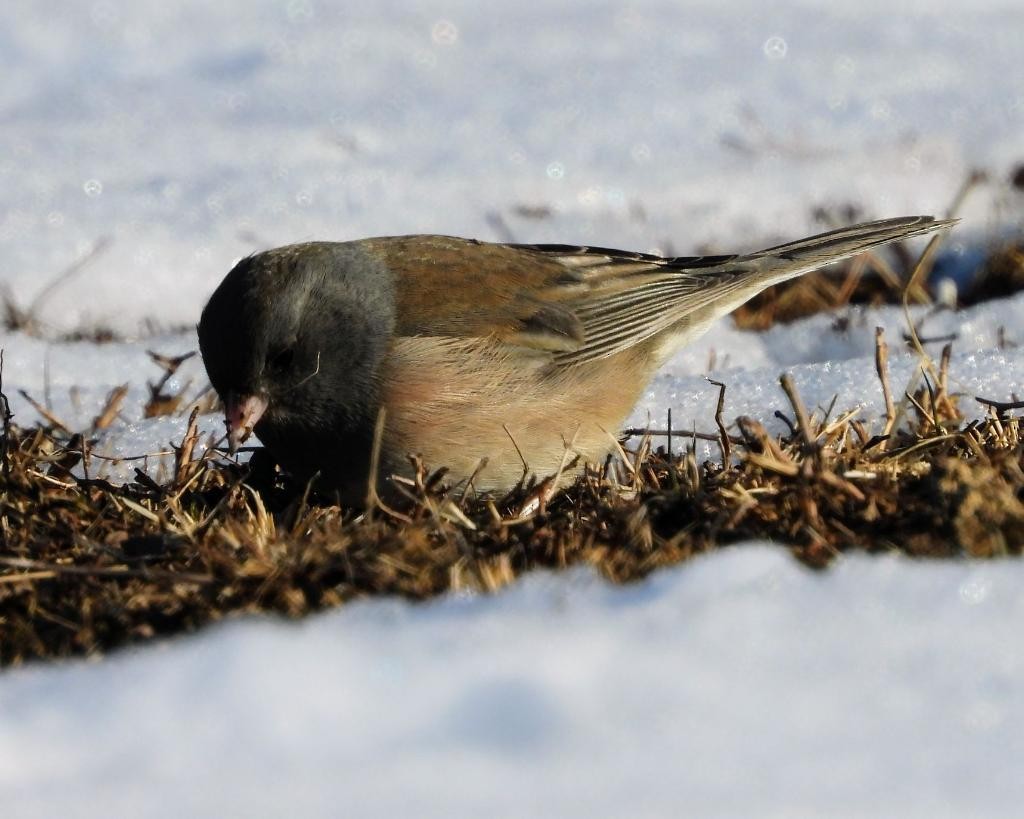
[1,0,1021,334]
[3,549,1024,818]
[2,0,1024,816]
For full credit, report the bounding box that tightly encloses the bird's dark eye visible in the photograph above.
[268,347,295,372]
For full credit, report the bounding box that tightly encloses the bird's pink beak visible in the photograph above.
[224,393,269,453]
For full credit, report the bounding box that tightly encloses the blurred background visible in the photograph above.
[2,0,1021,334]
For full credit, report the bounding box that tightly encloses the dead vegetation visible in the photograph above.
[1,318,1023,666]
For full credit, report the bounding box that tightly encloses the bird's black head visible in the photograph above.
[198,241,396,467]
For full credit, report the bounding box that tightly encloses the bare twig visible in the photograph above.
[975,395,1024,415]
[706,378,731,466]
[92,385,129,431]
[4,237,113,335]
[0,350,11,476]
[622,426,743,444]
[875,327,896,446]
[779,374,814,448]
[18,389,72,434]
[0,555,210,585]
[366,405,388,510]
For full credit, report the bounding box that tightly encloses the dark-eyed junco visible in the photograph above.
[198,216,952,503]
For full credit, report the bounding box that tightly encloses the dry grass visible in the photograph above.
[1,322,1023,667]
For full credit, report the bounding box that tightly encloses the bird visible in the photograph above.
[198,215,953,504]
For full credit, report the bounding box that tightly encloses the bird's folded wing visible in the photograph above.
[373,234,732,357]
[375,216,952,366]
[370,235,587,353]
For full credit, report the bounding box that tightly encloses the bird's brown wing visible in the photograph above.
[368,234,736,358]
[366,235,589,353]
[372,217,952,365]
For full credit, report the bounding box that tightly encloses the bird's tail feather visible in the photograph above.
[753,215,956,284]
